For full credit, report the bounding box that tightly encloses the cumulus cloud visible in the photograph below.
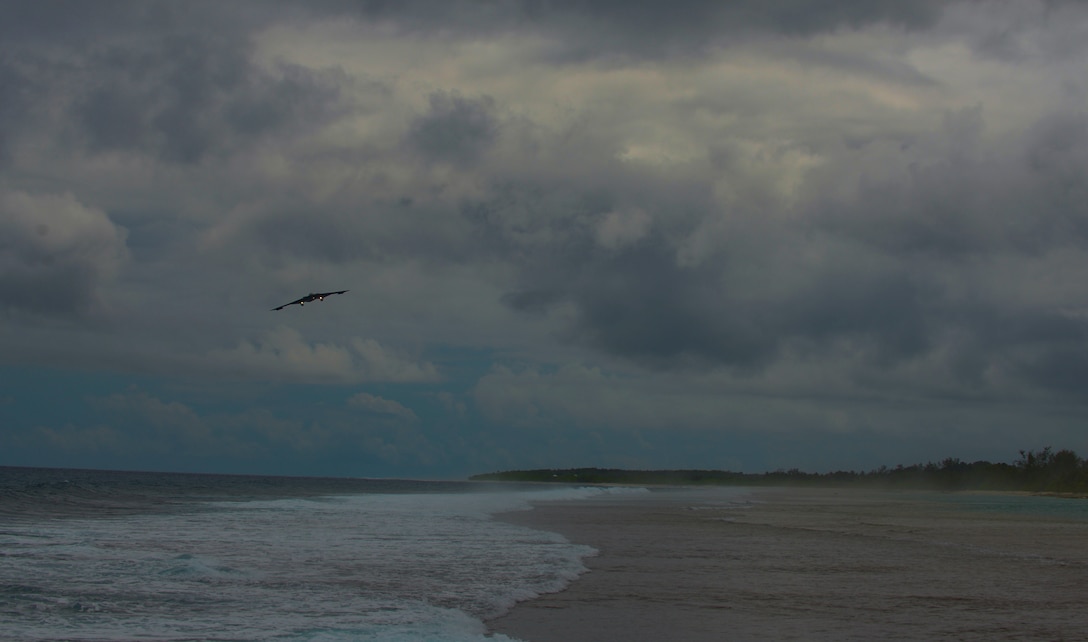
[0,189,128,318]
[347,392,419,421]
[207,327,441,384]
[89,390,209,451]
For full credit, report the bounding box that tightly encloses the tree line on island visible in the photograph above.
[470,447,1088,494]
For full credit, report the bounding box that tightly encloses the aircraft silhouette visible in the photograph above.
[271,290,348,311]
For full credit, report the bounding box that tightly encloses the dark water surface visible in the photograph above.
[0,466,609,641]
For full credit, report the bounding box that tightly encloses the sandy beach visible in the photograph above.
[488,487,1088,641]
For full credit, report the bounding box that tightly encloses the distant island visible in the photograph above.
[471,447,1088,495]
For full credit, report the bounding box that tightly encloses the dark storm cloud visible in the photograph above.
[811,106,1088,263]
[539,0,944,43]
[448,130,944,373]
[242,195,479,268]
[251,210,372,264]
[0,59,32,166]
[0,1,346,165]
[407,92,498,164]
[468,93,1088,404]
[565,248,779,370]
[0,1,153,44]
[69,35,348,163]
[500,228,941,372]
[1024,111,1088,223]
[0,190,128,319]
[500,289,563,315]
[303,0,945,58]
[6,0,1072,404]
[0,1,279,44]
[0,263,104,318]
[483,207,755,368]
[1016,346,1088,396]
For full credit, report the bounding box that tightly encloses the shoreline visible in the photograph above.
[487,486,1088,641]
[488,490,743,642]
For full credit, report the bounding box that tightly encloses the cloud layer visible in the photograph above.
[4,1,1088,475]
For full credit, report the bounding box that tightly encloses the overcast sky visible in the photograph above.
[3,0,1088,478]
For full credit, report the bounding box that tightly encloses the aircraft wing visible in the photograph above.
[270,290,348,311]
[271,296,308,311]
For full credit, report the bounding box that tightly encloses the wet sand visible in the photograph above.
[487,487,1088,641]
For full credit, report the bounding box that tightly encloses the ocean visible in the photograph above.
[0,467,643,641]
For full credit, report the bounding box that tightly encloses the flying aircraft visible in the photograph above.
[271,290,349,311]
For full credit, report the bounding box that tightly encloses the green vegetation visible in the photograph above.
[470,447,1088,494]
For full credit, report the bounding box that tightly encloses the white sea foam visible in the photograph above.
[0,482,626,641]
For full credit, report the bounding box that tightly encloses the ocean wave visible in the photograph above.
[0,469,600,640]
